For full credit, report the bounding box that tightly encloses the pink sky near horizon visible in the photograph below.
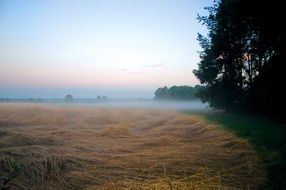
[0,0,211,98]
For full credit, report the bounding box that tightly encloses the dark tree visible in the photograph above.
[64,94,74,103]
[154,85,203,101]
[193,0,286,117]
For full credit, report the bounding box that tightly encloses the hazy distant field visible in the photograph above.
[6,99,209,111]
[80,99,209,110]
[0,103,265,190]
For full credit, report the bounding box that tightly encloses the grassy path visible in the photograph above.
[185,111,286,190]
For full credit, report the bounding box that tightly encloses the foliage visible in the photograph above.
[154,85,204,101]
[193,0,286,117]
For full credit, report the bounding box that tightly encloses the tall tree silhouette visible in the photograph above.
[194,0,285,117]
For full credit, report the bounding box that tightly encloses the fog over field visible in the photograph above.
[1,98,210,111]
[64,99,209,111]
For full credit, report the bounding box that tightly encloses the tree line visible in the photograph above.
[194,0,285,118]
[154,85,204,101]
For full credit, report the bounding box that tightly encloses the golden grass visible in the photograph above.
[0,103,265,190]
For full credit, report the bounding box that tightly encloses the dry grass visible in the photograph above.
[0,103,265,190]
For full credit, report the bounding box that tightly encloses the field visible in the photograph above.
[0,103,265,189]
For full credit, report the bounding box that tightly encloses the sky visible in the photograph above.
[0,0,211,98]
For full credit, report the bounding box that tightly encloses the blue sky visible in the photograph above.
[0,0,212,98]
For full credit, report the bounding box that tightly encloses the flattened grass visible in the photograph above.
[0,103,266,189]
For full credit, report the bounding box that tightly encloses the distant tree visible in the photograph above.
[96,96,107,102]
[154,85,203,101]
[154,86,169,100]
[64,94,73,103]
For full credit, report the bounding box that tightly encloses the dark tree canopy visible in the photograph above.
[154,85,203,101]
[194,0,285,117]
